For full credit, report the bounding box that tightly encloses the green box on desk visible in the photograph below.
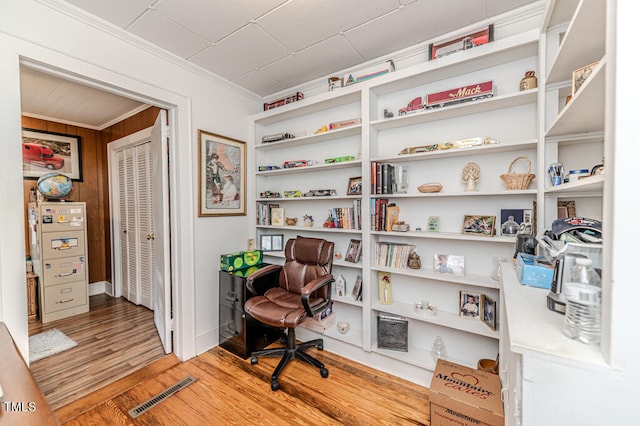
[220,250,263,272]
[515,253,554,289]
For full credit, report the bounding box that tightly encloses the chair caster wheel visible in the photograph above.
[317,343,324,351]
[251,356,258,365]
[271,380,280,391]
[320,367,329,378]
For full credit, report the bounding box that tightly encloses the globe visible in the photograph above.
[37,173,73,200]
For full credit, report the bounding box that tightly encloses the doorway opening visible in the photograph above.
[19,59,190,408]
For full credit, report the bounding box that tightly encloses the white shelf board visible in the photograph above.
[372,345,437,370]
[256,160,361,176]
[546,0,606,84]
[372,301,499,339]
[257,225,362,234]
[546,59,605,137]
[299,324,364,348]
[257,195,361,202]
[371,230,517,244]
[501,262,608,368]
[372,139,537,163]
[371,90,538,131]
[256,125,361,151]
[544,174,604,195]
[369,29,539,96]
[541,0,580,30]
[331,294,363,307]
[254,89,361,125]
[371,190,536,199]
[371,265,501,290]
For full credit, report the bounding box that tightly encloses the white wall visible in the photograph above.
[0,0,261,359]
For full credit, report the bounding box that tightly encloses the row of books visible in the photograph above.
[370,198,391,231]
[370,162,398,194]
[257,203,281,225]
[256,200,362,229]
[329,199,362,230]
[375,242,416,269]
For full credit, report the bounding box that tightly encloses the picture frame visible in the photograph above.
[427,216,440,232]
[198,129,246,217]
[260,234,283,252]
[428,25,494,61]
[460,291,482,319]
[378,271,392,304]
[462,215,496,236]
[572,61,600,95]
[558,200,576,218]
[434,254,465,276]
[345,239,362,263]
[351,275,363,301]
[482,295,497,331]
[347,176,362,195]
[336,274,346,297]
[22,128,83,181]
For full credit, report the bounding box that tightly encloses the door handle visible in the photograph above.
[147,234,155,240]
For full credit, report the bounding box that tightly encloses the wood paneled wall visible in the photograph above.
[22,106,162,285]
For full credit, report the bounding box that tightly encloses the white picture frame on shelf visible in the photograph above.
[434,254,465,275]
[345,239,362,263]
[336,274,346,297]
[351,275,363,301]
[460,291,482,319]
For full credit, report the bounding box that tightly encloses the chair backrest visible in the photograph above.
[280,236,334,296]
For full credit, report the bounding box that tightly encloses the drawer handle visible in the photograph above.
[57,298,74,304]
[55,272,74,277]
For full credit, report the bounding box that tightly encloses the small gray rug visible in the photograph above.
[29,328,78,362]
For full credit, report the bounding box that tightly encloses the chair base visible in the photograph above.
[249,327,329,391]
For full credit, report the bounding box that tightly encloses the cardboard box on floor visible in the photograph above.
[430,359,504,426]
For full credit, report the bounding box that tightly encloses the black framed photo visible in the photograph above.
[260,234,283,251]
[482,295,497,331]
[22,128,83,181]
[345,239,362,263]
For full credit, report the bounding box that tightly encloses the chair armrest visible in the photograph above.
[245,264,281,296]
[301,274,334,317]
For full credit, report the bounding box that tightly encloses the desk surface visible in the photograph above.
[0,322,58,425]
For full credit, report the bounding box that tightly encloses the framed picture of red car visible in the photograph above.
[428,25,494,61]
[22,128,83,181]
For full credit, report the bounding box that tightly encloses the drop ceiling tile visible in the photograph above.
[257,0,399,52]
[154,0,287,43]
[190,24,290,80]
[261,36,363,89]
[486,0,537,16]
[64,0,154,28]
[128,9,210,58]
[346,0,488,61]
[232,71,287,98]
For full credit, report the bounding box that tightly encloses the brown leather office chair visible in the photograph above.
[244,236,334,391]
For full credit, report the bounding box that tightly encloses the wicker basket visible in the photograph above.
[500,156,535,190]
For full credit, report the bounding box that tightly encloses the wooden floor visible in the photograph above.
[29,294,166,410]
[60,345,430,425]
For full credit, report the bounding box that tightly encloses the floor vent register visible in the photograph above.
[128,376,197,418]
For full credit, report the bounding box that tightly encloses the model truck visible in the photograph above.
[22,143,65,170]
[398,97,425,115]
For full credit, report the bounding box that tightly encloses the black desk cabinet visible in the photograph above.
[219,266,282,359]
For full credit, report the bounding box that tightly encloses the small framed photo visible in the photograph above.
[351,275,363,301]
[345,239,362,263]
[434,254,465,275]
[482,295,497,331]
[460,291,482,319]
[462,215,496,236]
[558,200,576,218]
[260,234,283,251]
[427,216,440,232]
[347,176,362,195]
[572,61,600,95]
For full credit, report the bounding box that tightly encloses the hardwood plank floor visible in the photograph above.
[29,294,166,410]
[61,345,431,425]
